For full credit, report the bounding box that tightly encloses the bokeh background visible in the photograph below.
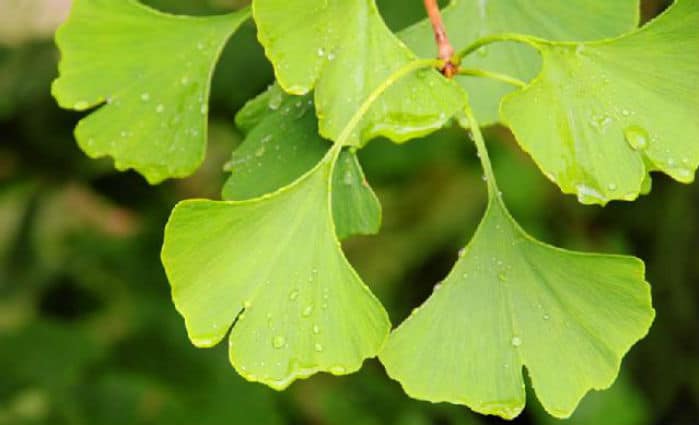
[1,0,697,424]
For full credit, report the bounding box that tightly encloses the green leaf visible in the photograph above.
[222,86,326,200]
[52,0,249,183]
[399,0,639,125]
[379,193,654,419]
[500,0,699,204]
[162,149,390,389]
[252,0,466,146]
[222,85,381,239]
[332,150,382,239]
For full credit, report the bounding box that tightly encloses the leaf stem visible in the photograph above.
[334,58,443,149]
[423,0,458,78]
[462,104,499,198]
[456,68,527,88]
[455,33,543,62]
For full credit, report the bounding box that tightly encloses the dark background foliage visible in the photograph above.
[0,0,696,424]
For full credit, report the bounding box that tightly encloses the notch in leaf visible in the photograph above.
[52,0,249,183]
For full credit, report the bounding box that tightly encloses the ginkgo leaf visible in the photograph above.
[222,85,381,239]
[52,0,249,183]
[399,0,639,125]
[500,0,699,204]
[253,0,466,146]
[380,108,654,419]
[332,150,381,239]
[379,193,654,419]
[162,148,390,389]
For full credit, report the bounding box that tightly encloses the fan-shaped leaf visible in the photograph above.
[162,149,390,389]
[500,0,699,204]
[52,0,248,183]
[380,193,654,418]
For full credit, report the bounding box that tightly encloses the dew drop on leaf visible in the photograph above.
[289,289,299,300]
[511,336,522,347]
[314,343,323,352]
[302,305,313,317]
[140,92,150,102]
[312,324,320,334]
[272,336,286,348]
[623,125,649,150]
[330,366,346,374]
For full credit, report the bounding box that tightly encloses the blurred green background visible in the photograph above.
[1,0,697,424]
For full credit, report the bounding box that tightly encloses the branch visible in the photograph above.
[423,0,457,78]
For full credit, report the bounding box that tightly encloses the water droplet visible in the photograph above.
[156,104,164,113]
[312,324,320,334]
[343,170,353,185]
[200,104,208,115]
[623,125,649,150]
[302,305,313,317]
[255,146,265,157]
[621,109,630,117]
[330,366,346,374]
[607,183,617,191]
[543,314,550,320]
[243,300,252,309]
[497,273,507,282]
[589,114,613,133]
[140,92,150,102]
[477,46,488,57]
[180,76,189,85]
[197,42,204,50]
[314,343,323,352]
[268,91,283,110]
[289,289,299,300]
[433,283,442,293]
[458,247,467,258]
[74,100,89,109]
[511,336,522,347]
[317,47,325,57]
[327,52,335,61]
[576,183,605,203]
[272,336,285,348]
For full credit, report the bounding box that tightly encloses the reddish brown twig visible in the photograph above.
[423,0,457,78]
